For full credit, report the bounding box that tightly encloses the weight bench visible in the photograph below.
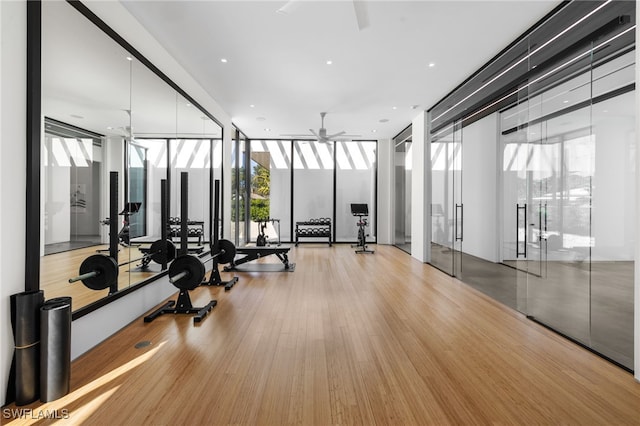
[223,246,295,272]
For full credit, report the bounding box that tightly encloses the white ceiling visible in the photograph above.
[121,0,560,140]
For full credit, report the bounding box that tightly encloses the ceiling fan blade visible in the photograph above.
[326,131,346,139]
[309,129,320,138]
[352,0,370,31]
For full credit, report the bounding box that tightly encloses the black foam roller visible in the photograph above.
[40,297,72,402]
[10,290,44,405]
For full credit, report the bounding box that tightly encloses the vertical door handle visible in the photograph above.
[516,203,527,258]
[455,204,463,241]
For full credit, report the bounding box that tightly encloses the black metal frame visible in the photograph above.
[237,138,378,246]
[27,0,225,320]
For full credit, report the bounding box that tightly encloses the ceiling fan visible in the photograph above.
[277,0,369,31]
[281,112,361,143]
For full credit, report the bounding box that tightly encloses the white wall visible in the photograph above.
[1,0,27,406]
[461,113,499,262]
[410,111,430,262]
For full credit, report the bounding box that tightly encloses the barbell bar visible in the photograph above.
[68,239,176,290]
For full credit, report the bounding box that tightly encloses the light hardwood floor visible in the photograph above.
[5,245,640,425]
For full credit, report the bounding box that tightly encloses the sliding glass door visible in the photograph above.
[430,120,462,276]
[501,47,635,369]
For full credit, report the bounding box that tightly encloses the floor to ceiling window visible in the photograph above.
[234,138,377,245]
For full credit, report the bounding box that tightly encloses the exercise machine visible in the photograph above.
[143,174,238,323]
[202,179,239,290]
[351,203,374,254]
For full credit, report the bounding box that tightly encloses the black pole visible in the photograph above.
[213,179,220,245]
[180,172,188,256]
[25,0,41,292]
[109,172,119,294]
[160,179,168,270]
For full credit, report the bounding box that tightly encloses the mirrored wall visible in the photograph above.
[39,1,223,314]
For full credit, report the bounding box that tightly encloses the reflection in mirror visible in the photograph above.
[41,1,132,311]
[39,1,223,314]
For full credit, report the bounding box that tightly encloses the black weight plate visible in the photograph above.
[79,254,118,290]
[212,239,236,265]
[169,254,205,290]
[149,239,176,264]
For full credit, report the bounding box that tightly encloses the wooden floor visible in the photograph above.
[5,245,640,425]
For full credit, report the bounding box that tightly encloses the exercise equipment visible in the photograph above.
[144,174,237,324]
[202,179,240,290]
[8,290,44,406]
[223,246,294,272]
[256,219,268,246]
[40,297,71,403]
[167,239,236,290]
[351,203,374,254]
[67,239,176,291]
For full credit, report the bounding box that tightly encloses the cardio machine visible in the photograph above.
[351,203,374,254]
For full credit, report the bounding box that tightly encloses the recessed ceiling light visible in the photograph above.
[326,60,333,65]
[264,128,271,132]
[392,106,397,110]
[186,103,191,107]
[428,62,435,68]
[221,58,228,63]
[603,110,608,113]
[250,104,255,108]
[563,100,569,103]
[126,56,133,61]
[107,126,113,130]
[372,129,377,133]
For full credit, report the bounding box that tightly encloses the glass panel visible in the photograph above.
[169,138,211,248]
[41,1,132,311]
[231,133,248,246]
[430,126,455,275]
[589,84,635,369]
[248,140,292,244]
[293,140,334,244]
[335,141,376,243]
[393,135,411,253]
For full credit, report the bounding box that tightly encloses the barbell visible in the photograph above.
[68,239,177,290]
[168,239,236,290]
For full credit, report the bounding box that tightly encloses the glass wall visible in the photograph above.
[500,48,635,369]
[393,129,412,253]
[335,141,376,242]
[427,1,635,370]
[236,139,377,245]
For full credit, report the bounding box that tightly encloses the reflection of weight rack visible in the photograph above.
[295,218,332,246]
[167,217,204,245]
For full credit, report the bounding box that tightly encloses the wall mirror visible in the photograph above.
[38,0,222,315]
